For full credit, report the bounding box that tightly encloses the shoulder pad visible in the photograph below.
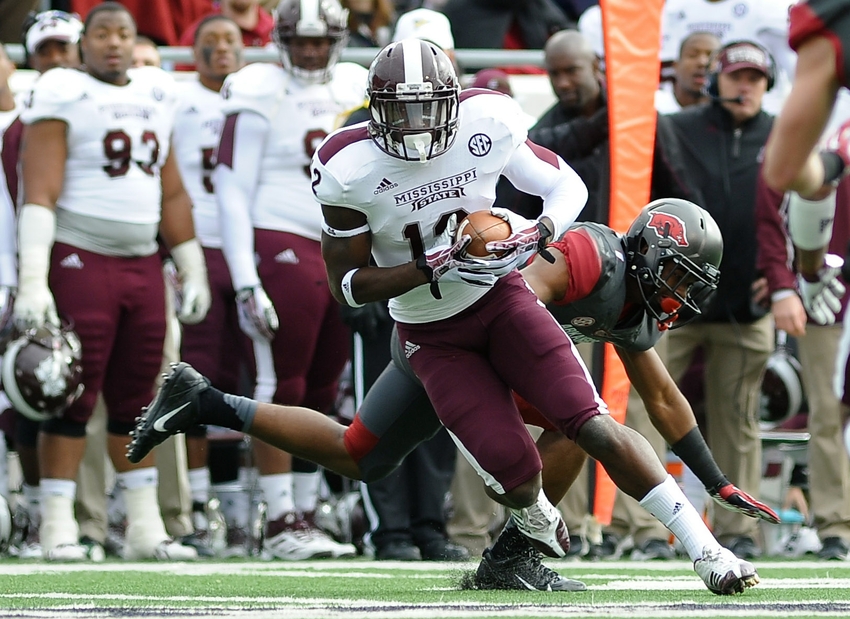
[20,68,86,122]
[460,89,528,144]
[221,63,285,120]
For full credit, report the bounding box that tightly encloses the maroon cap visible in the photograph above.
[471,69,512,96]
[715,42,770,77]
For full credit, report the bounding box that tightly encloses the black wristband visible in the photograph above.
[670,426,727,490]
[820,151,845,185]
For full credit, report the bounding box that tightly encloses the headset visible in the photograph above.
[705,40,776,100]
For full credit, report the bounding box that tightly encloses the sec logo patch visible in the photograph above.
[468,133,492,157]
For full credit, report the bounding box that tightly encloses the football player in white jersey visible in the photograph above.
[314,38,757,590]
[660,0,796,114]
[0,9,84,561]
[212,0,362,560]
[172,14,252,558]
[13,2,210,562]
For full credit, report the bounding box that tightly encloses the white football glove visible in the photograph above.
[170,239,212,325]
[14,205,59,329]
[416,214,498,299]
[236,285,279,341]
[797,253,846,325]
[485,207,554,269]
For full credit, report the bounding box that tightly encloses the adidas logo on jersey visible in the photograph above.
[274,249,299,264]
[373,178,399,195]
[60,253,84,269]
[404,341,420,359]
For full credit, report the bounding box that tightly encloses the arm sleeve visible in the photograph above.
[500,139,588,239]
[212,111,267,291]
[754,169,797,294]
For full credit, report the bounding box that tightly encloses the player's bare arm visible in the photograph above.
[520,246,570,304]
[321,203,429,306]
[617,346,697,444]
[21,119,67,209]
[763,36,840,197]
[158,148,196,248]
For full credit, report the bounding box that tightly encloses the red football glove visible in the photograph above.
[709,483,781,524]
[822,118,850,182]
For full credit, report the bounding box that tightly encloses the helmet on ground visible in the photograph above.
[367,38,460,162]
[272,0,349,84]
[625,198,723,328]
[0,322,84,422]
[759,340,805,427]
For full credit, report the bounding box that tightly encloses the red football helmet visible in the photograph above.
[0,322,84,422]
[625,198,723,328]
[367,38,460,162]
[272,0,349,83]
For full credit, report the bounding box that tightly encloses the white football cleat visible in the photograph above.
[694,546,759,595]
[509,492,570,558]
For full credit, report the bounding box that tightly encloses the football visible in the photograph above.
[455,211,512,259]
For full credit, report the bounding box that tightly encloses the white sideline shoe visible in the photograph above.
[124,538,198,561]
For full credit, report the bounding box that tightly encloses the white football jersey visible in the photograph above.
[173,79,227,248]
[221,61,368,240]
[312,90,531,324]
[20,66,179,224]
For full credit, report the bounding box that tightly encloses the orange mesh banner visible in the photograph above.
[593,0,664,526]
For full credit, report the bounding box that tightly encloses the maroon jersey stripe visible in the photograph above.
[525,138,560,169]
[216,113,238,169]
[1,116,23,208]
[317,125,371,165]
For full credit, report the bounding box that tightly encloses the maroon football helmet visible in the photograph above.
[0,322,83,422]
[367,38,460,162]
[272,0,349,83]
[625,198,723,328]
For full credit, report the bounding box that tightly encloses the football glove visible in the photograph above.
[236,285,279,341]
[485,207,556,267]
[13,281,58,330]
[416,214,499,299]
[170,239,212,325]
[797,253,846,325]
[709,482,781,524]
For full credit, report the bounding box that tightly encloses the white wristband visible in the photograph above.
[170,238,207,284]
[787,191,836,250]
[341,268,364,308]
[322,220,370,238]
[18,204,56,290]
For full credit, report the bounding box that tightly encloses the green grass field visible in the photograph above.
[2,558,850,618]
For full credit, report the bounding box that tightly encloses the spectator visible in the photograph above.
[441,0,570,52]
[342,0,395,48]
[132,35,161,68]
[655,39,778,560]
[392,8,457,72]
[212,0,360,561]
[13,2,209,561]
[655,31,721,114]
[179,0,274,49]
[70,0,214,46]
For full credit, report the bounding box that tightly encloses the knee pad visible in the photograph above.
[41,416,87,438]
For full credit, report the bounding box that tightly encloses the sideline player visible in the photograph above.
[212,0,362,560]
[14,2,209,561]
[131,40,760,595]
[761,0,850,325]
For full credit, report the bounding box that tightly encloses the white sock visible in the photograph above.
[259,473,294,521]
[119,468,168,556]
[213,482,250,529]
[40,479,79,552]
[640,475,720,561]
[292,471,321,514]
[188,468,210,506]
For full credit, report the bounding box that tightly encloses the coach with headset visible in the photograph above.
[653,39,778,561]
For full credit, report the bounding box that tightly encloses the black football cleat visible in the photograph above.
[474,546,587,592]
[126,362,209,464]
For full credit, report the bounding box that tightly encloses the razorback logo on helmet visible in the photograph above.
[647,211,689,246]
